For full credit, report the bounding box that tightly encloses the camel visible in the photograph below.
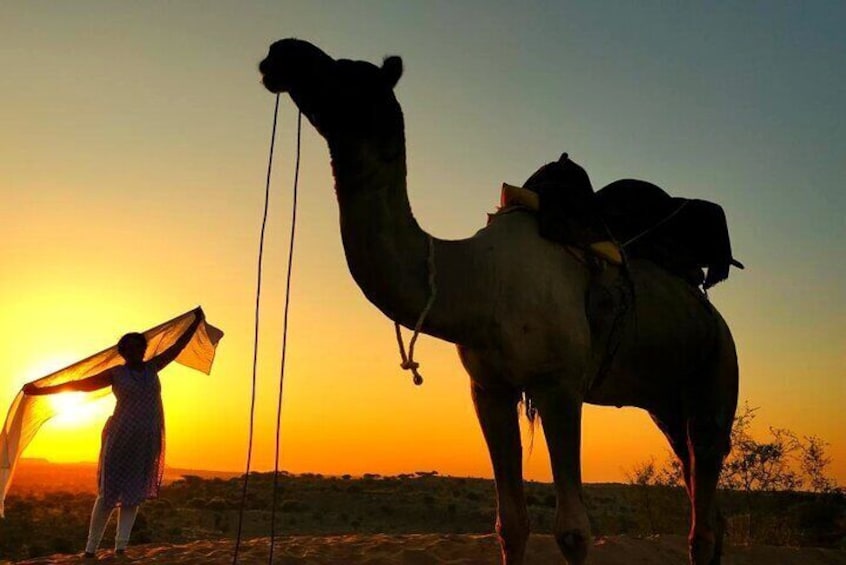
[258,39,738,565]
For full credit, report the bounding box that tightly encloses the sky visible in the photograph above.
[1,2,844,484]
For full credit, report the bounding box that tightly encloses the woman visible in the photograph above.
[23,307,205,558]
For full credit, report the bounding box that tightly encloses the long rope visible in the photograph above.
[269,111,302,563]
[232,93,281,564]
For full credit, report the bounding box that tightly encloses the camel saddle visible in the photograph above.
[503,153,744,289]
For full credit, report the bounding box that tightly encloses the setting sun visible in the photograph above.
[49,392,110,428]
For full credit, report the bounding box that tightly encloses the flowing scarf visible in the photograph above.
[0,307,223,516]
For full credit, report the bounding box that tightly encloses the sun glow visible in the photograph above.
[48,392,107,428]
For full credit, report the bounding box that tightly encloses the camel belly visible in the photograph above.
[584,260,725,411]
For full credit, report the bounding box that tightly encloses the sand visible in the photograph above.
[8,534,846,564]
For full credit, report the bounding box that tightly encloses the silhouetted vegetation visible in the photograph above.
[625,403,844,547]
[2,461,843,560]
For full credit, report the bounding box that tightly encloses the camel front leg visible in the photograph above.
[471,381,529,565]
[531,381,591,565]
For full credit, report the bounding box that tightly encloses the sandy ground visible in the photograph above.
[9,534,846,564]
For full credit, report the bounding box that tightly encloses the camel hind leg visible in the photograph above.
[687,411,732,565]
[688,326,738,565]
[652,402,731,565]
[650,411,692,496]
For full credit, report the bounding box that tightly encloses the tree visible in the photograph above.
[625,457,658,533]
[798,436,839,494]
[655,454,684,489]
[630,403,843,543]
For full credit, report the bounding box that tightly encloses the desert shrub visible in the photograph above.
[187,497,207,508]
[205,497,228,511]
[280,499,308,512]
[629,403,844,545]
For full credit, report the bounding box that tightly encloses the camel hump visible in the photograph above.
[501,159,742,288]
[596,179,743,289]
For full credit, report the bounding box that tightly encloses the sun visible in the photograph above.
[48,392,107,427]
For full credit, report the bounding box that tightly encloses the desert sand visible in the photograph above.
[10,534,845,564]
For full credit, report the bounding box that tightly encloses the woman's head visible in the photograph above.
[117,332,147,363]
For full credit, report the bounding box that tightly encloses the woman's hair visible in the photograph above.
[117,332,147,358]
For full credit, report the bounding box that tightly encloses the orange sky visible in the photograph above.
[2,3,844,486]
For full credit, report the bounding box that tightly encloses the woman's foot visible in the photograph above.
[83,551,97,559]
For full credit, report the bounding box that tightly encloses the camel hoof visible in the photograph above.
[689,535,716,565]
[556,530,588,564]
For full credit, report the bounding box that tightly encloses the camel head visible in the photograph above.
[259,39,404,149]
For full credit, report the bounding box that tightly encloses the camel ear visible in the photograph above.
[382,56,403,87]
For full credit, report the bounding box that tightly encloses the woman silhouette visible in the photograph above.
[24,307,205,558]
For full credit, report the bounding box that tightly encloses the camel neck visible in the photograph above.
[329,136,457,342]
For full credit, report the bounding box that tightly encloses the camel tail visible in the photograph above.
[520,391,540,454]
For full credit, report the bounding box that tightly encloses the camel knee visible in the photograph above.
[688,415,732,461]
[688,418,731,493]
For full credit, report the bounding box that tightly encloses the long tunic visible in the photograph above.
[98,364,165,508]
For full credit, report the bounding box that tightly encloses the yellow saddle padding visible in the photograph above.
[500,183,623,265]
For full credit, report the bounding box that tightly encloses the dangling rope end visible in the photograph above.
[393,236,436,387]
[395,321,426,386]
[399,357,424,386]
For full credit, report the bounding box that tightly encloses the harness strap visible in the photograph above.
[622,200,690,248]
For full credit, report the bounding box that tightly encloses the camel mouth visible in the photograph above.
[260,73,288,94]
[258,58,289,93]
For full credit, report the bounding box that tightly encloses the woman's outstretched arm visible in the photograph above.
[23,369,115,396]
[148,307,205,372]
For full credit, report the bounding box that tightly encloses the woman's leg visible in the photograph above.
[115,504,139,551]
[85,496,113,554]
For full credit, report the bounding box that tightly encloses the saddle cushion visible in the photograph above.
[500,184,623,265]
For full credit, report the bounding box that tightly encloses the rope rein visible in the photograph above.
[269,111,301,564]
[232,93,281,564]
[235,93,431,563]
[394,235,437,386]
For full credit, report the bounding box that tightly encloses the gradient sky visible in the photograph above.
[2,2,844,484]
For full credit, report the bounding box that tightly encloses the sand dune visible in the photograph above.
[10,534,845,564]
